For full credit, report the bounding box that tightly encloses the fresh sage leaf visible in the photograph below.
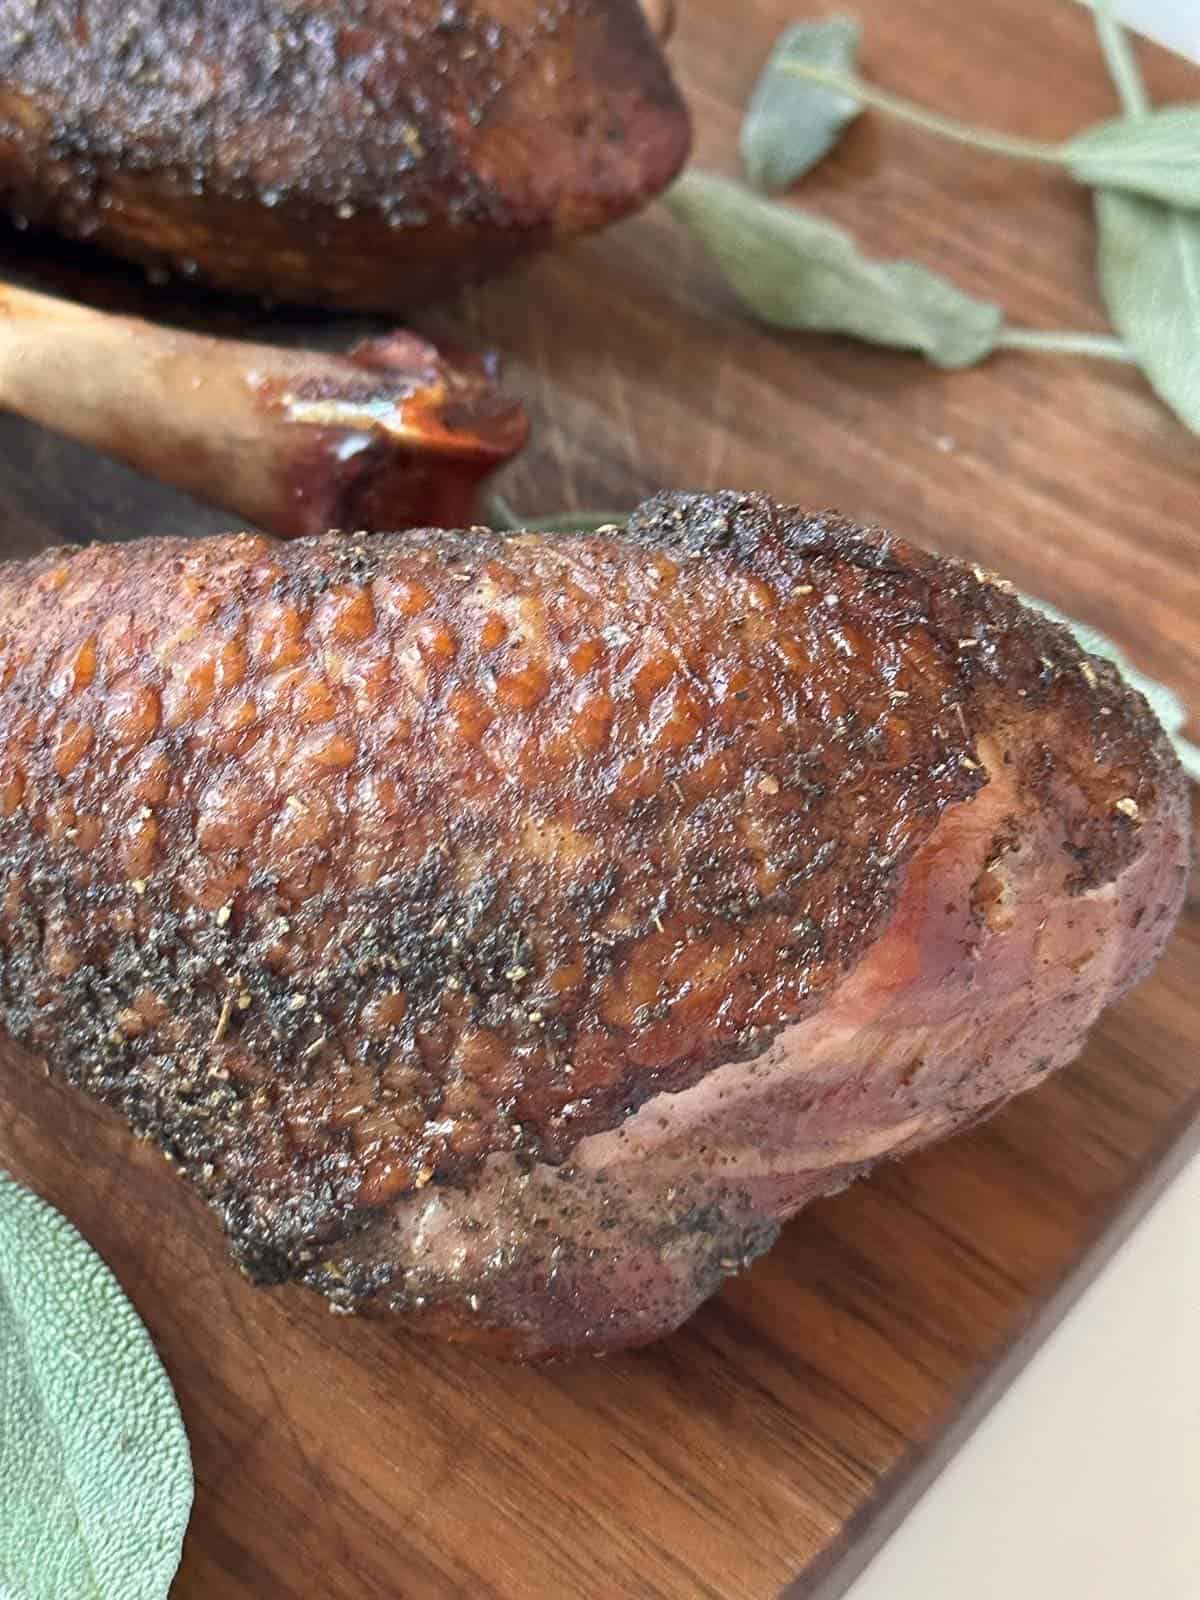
[741,17,862,194]
[0,1170,193,1600]
[665,171,1004,369]
[1091,0,1150,117]
[1095,188,1200,432]
[1021,595,1200,780]
[1068,107,1200,211]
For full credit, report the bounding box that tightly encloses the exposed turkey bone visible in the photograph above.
[0,280,528,535]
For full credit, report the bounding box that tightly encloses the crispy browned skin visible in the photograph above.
[0,0,690,310]
[0,494,1184,1344]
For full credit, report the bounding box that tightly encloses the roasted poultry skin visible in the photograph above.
[0,0,691,310]
[0,494,1187,1355]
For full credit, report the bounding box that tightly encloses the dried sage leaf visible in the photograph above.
[0,1170,193,1600]
[741,17,862,194]
[1068,107,1200,211]
[1095,188,1200,432]
[665,171,1003,369]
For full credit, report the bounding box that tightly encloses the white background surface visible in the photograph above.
[849,8,1199,1599]
[847,1152,1200,1600]
[1083,0,1200,60]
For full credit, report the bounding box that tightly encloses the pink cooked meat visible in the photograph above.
[0,493,1187,1355]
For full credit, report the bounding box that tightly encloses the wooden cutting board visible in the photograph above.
[0,2,1197,1596]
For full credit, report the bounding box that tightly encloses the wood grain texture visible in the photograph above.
[0,2,1197,1596]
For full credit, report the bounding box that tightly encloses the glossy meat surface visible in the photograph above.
[0,0,690,309]
[0,286,529,537]
[0,493,1187,1352]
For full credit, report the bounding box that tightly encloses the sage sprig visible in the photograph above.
[1093,0,1150,116]
[1095,190,1200,430]
[778,60,1066,168]
[741,18,863,193]
[665,171,1003,368]
[665,172,1131,370]
[663,7,1199,434]
[0,1170,193,1600]
[1089,4,1200,432]
[780,61,1200,212]
[1068,108,1200,209]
